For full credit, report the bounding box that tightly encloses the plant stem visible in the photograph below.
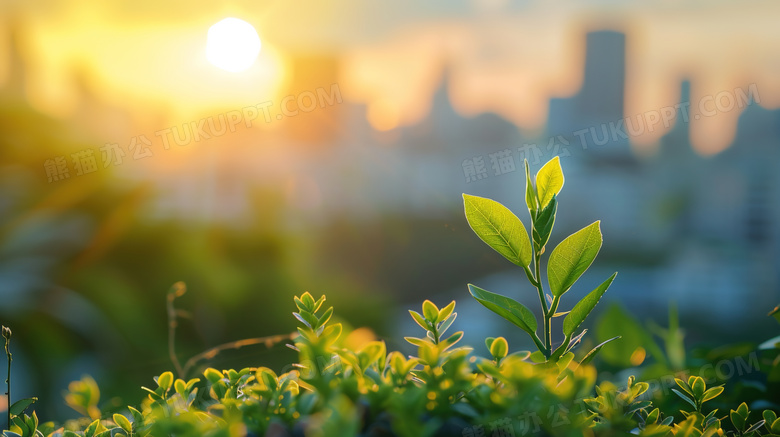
[166,292,184,378]
[181,333,296,378]
[546,295,562,356]
[5,354,7,433]
[530,332,546,354]
[3,326,11,432]
[532,249,551,358]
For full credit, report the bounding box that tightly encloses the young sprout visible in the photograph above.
[464,157,618,363]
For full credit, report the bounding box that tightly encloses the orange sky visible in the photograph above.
[2,0,780,156]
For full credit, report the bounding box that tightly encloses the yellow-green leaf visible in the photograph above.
[563,273,617,336]
[535,156,564,209]
[463,194,533,267]
[489,337,508,359]
[113,414,132,434]
[548,221,603,297]
[468,284,537,335]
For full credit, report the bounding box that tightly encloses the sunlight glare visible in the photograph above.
[206,18,262,72]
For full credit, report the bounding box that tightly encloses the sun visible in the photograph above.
[206,18,262,73]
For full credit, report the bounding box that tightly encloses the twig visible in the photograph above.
[181,333,296,377]
[165,282,296,379]
[166,282,186,377]
[3,326,11,432]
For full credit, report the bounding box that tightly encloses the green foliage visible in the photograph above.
[462,194,533,268]
[464,156,617,362]
[7,294,777,437]
[63,376,101,421]
[3,160,779,437]
[563,273,617,337]
[547,221,602,298]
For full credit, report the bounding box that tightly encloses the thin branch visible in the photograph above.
[166,283,186,378]
[166,282,297,379]
[181,333,297,377]
[3,325,11,431]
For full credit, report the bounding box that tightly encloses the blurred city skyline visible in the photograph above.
[2,1,780,156]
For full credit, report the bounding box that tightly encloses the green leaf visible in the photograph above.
[467,284,537,335]
[736,402,749,418]
[9,398,37,416]
[441,331,463,351]
[548,221,603,297]
[646,408,660,424]
[524,159,537,214]
[311,295,325,313]
[203,368,223,384]
[563,272,617,336]
[156,371,174,393]
[675,378,694,397]
[128,407,143,426]
[293,311,318,329]
[579,336,620,366]
[535,156,564,209]
[422,300,439,323]
[771,417,780,434]
[489,337,508,359]
[690,376,706,399]
[763,410,777,428]
[321,323,342,346]
[28,412,39,434]
[438,313,456,335]
[409,310,429,331]
[317,307,333,328]
[463,194,533,268]
[12,416,28,436]
[731,410,746,431]
[673,389,697,409]
[113,414,132,434]
[404,337,428,347]
[556,352,575,371]
[85,419,100,437]
[301,292,315,310]
[532,196,558,250]
[174,379,186,395]
[437,301,456,324]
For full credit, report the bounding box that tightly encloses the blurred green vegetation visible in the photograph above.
[0,88,511,420]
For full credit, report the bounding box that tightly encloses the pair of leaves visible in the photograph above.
[464,196,603,298]
[525,156,564,214]
[464,158,566,268]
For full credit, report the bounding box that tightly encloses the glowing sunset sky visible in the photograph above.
[1,0,779,155]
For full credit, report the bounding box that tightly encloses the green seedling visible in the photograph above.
[464,156,618,361]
